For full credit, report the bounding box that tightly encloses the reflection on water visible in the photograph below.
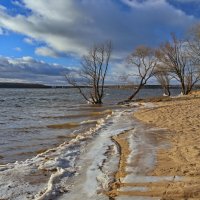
[0,88,180,164]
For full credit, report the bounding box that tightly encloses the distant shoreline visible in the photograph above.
[0,82,198,89]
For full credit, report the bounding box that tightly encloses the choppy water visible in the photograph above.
[0,88,180,164]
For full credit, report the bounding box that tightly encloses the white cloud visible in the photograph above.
[35,46,59,58]
[0,0,197,60]
[14,47,21,51]
[0,27,3,35]
[173,0,200,2]
[0,78,29,83]
[21,56,33,61]
[23,37,34,44]
[0,5,6,11]
[121,0,164,8]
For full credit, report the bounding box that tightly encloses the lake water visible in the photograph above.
[0,88,180,164]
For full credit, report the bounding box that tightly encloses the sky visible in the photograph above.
[0,0,199,85]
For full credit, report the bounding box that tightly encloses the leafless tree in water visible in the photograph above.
[66,41,112,104]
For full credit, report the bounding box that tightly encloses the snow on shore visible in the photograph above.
[57,108,138,200]
[0,113,111,200]
[0,102,162,200]
[0,104,139,200]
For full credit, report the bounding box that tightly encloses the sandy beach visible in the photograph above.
[104,94,200,200]
[133,95,200,199]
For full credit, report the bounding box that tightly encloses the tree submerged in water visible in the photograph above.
[66,41,112,104]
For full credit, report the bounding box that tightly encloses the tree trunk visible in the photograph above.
[180,80,186,95]
[128,84,144,101]
[163,85,170,96]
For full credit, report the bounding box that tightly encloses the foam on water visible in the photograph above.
[0,102,172,200]
[55,108,138,200]
[0,113,111,200]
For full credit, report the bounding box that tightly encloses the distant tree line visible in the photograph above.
[66,24,200,104]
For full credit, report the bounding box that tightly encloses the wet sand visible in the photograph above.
[106,94,200,199]
[133,95,200,199]
[108,120,171,200]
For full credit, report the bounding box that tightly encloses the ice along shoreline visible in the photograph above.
[0,102,171,200]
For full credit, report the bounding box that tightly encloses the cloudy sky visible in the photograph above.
[0,0,199,85]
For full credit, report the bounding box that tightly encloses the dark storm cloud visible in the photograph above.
[0,56,75,84]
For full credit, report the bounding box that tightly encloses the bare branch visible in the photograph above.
[66,41,112,104]
[156,34,200,95]
[126,45,157,101]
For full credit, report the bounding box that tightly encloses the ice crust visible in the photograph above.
[0,102,158,200]
[0,113,111,200]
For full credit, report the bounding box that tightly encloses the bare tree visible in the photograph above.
[188,24,200,59]
[156,34,200,95]
[66,41,112,104]
[126,46,157,101]
[187,24,200,91]
[154,64,171,96]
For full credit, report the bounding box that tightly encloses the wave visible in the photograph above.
[47,119,101,129]
[46,111,112,129]
[0,109,113,200]
[0,105,151,200]
[42,109,113,119]
[47,122,80,129]
[90,109,112,116]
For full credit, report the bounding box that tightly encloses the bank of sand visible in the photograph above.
[107,94,200,199]
[134,95,200,199]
